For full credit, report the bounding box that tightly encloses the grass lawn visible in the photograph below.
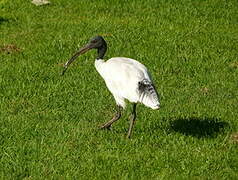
[0,0,238,179]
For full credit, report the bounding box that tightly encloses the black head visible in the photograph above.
[88,36,106,49]
[61,36,107,75]
[88,36,107,59]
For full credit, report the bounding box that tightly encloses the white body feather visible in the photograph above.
[95,57,160,109]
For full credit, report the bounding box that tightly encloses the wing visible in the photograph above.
[105,57,152,81]
[138,79,160,110]
[96,57,159,109]
[106,57,150,98]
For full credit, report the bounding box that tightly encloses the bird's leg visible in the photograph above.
[127,103,137,138]
[100,105,122,129]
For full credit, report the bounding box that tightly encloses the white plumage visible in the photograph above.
[95,57,160,109]
[62,36,160,138]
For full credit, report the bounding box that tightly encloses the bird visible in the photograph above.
[61,36,160,138]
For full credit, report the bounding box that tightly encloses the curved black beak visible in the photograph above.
[61,43,92,76]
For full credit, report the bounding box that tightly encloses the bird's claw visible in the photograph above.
[99,124,111,130]
[61,67,67,76]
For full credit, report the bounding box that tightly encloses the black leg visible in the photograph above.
[127,103,137,138]
[100,105,122,129]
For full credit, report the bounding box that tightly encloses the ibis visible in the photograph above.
[62,36,160,138]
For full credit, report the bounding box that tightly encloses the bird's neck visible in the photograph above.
[97,44,107,60]
[94,59,106,78]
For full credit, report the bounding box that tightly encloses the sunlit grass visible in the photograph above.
[0,0,238,179]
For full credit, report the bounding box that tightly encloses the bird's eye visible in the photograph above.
[91,40,97,43]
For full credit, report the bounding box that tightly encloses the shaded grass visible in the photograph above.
[169,117,228,138]
[0,0,238,179]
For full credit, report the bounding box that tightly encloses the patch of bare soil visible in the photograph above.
[0,44,21,54]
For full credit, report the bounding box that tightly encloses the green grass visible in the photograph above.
[1,0,238,179]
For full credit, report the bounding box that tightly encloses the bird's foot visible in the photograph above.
[99,123,111,130]
[126,132,132,139]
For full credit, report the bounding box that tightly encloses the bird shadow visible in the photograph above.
[168,117,229,138]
